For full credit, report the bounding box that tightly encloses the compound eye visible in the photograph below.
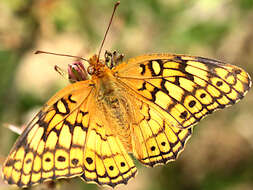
[87,66,95,75]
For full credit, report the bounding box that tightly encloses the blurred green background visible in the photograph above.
[0,0,253,190]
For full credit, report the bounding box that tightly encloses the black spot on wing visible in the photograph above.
[140,63,146,75]
[138,82,147,91]
[68,95,77,103]
[150,87,160,102]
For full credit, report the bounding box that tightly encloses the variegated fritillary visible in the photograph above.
[2,1,251,188]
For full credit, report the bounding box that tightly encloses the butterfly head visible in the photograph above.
[67,54,107,82]
[85,51,124,79]
[67,51,124,83]
[87,54,107,78]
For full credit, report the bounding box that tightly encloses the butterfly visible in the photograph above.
[2,1,252,189]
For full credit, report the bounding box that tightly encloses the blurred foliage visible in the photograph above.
[0,0,253,190]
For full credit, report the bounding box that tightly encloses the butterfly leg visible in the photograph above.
[105,50,124,69]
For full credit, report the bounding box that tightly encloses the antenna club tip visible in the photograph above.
[115,1,120,6]
[34,50,41,54]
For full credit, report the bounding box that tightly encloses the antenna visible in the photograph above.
[35,50,89,62]
[97,1,120,60]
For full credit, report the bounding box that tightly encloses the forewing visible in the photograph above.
[2,81,94,187]
[115,54,251,129]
